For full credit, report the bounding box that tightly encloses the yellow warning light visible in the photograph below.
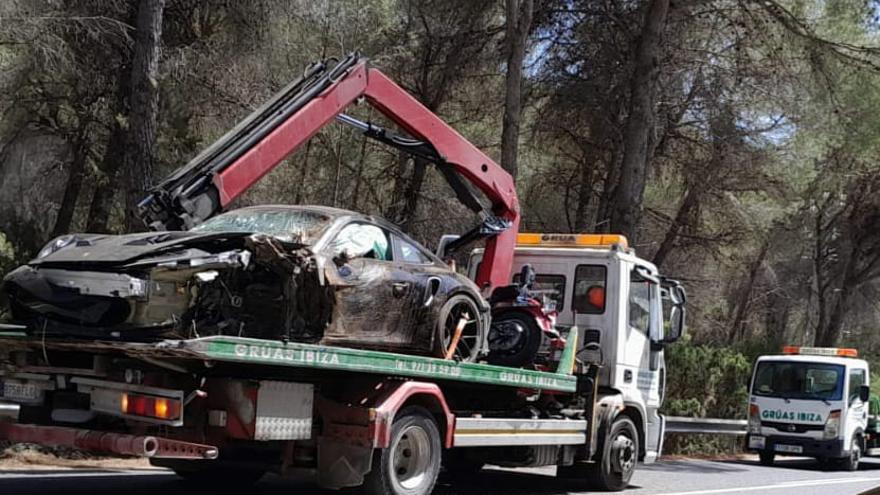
[516,233,629,249]
[782,346,858,358]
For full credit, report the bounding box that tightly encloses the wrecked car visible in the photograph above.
[1,205,489,362]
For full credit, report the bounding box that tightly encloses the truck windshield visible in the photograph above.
[752,361,844,401]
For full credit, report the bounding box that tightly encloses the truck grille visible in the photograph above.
[761,421,824,433]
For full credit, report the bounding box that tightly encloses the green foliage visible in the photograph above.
[662,336,752,455]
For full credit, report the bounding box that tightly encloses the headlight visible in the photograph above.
[37,235,76,259]
[824,410,841,439]
[748,404,762,434]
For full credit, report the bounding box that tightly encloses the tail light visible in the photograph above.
[121,393,181,421]
[748,404,761,433]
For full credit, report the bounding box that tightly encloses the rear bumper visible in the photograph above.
[0,422,218,459]
[746,433,845,458]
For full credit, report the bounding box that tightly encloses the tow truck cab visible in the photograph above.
[468,233,686,463]
[746,346,871,469]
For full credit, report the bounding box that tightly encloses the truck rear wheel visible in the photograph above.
[364,406,441,495]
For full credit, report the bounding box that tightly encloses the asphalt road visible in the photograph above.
[1,457,880,495]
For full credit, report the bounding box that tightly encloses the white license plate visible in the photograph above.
[774,443,803,454]
[3,382,39,402]
[749,436,766,449]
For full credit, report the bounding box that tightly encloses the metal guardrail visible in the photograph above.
[666,416,747,435]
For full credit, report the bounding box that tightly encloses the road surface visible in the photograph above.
[1,457,879,495]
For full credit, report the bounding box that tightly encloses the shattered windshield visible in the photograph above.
[752,361,844,401]
[191,208,331,244]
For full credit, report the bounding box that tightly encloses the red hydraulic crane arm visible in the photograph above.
[141,56,519,291]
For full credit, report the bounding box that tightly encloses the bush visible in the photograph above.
[662,336,752,455]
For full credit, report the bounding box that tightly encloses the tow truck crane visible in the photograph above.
[0,54,685,494]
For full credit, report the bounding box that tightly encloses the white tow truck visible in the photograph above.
[746,346,877,470]
[468,233,685,465]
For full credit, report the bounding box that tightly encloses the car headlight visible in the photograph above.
[824,410,841,439]
[37,235,76,259]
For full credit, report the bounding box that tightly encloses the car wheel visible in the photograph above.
[363,406,442,495]
[759,451,775,466]
[435,294,484,362]
[486,311,543,367]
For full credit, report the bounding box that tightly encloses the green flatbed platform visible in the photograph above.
[0,330,579,393]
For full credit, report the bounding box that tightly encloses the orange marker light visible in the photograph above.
[120,393,129,414]
[782,346,800,354]
[154,398,169,419]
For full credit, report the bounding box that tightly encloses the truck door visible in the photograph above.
[846,367,868,450]
[625,264,665,460]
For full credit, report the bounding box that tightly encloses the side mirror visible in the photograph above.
[860,384,870,403]
[664,305,686,343]
[435,234,461,259]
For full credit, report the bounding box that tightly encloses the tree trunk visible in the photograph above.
[607,0,670,243]
[51,138,88,237]
[500,0,534,180]
[727,239,770,344]
[652,187,698,268]
[573,157,593,232]
[123,0,165,232]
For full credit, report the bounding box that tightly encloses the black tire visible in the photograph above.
[363,406,442,495]
[151,459,265,487]
[559,416,638,492]
[435,294,484,362]
[841,436,861,471]
[486,311,543,368]
[759,451,775,466]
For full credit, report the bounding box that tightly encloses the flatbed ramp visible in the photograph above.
[0,331,578,393]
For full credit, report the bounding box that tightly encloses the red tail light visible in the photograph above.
[121,393,181,420]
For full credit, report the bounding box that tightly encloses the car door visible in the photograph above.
[320,222,409,347]
[391,234,443,347]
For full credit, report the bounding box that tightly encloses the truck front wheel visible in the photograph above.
[841,435,861,471]
[559,416,638,492]
[363,406,442,495]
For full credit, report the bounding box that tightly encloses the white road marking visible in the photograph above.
[654,476,880,495]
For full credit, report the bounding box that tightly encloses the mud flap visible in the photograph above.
[317,436,374,489]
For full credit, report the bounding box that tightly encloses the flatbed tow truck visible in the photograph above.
[0,54,685,494]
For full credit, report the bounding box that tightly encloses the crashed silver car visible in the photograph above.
[1,205,489,362]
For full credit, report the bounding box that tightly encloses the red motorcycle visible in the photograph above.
[487,264,564,368]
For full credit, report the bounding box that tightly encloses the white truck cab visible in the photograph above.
[746,346,871,470]
[467,233,686,463]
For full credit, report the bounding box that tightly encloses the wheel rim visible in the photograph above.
[443,300,480,361]
[853,441,861,466]
[611,433,636,474]
[391,424,433,491]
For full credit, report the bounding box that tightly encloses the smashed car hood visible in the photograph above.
[30,231,254,266]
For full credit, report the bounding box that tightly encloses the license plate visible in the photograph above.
[749,436,766,449]
[3,381,39,402]
[774,443,803,454]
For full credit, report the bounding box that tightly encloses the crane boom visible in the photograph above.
[138,54,519,291]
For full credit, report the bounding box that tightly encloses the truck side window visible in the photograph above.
[629,272,652,335]
[849,369,866,405]
[573,265,606,314]
[513,273,566,311]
